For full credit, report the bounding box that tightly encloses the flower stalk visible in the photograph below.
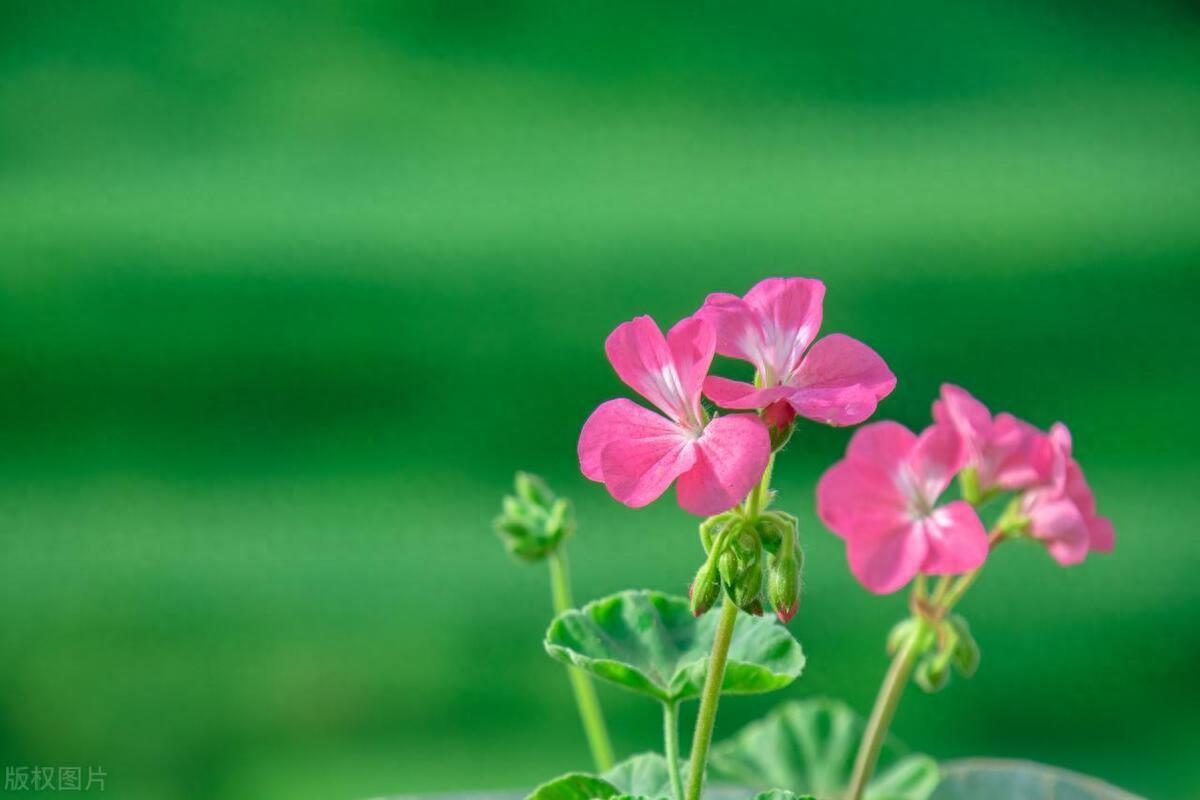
[547,549,615,772]
[683,597,739,800]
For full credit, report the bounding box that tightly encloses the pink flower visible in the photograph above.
[816,421,989,594]
[696,277,895,426]
[932,384,1055,493]
[1020,423,1116,566]
[578,316,771,516]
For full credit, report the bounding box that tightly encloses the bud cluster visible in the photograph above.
[493,472,574,562]
[689,509,804,624]
[887,613,980,693]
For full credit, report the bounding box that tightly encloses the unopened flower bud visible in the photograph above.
[732,561,763,612]
[915,655,949,693]
[948,615,980,677]
[768,545,801,624]
[764,401,797,450]
[494,471,573,562]
[690,561,721,616]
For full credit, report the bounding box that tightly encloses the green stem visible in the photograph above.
[663,701,684,800]
[684,599,740,800]
[744,454,776,519]
[846,616,929,800]
[547,549,615,772]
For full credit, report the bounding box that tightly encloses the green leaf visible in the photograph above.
[602,753,676,799]
[753,791,817,800]
[932,759,1146,800]
[525,773,621,800]
[710,698,939,800]
[544,590,804,703]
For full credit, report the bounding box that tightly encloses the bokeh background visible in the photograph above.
[2,1,1198,798]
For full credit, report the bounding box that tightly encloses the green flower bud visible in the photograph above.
[690,561,721,617]
[914,654,950,693]
[493,472,573,562]
[948,615,981,677]
[768,544,802,623]
[732,561,763,612]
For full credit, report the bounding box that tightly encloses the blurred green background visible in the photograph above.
[1,1,1198,798]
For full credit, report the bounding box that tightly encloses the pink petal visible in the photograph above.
[702,376,795,410]
[1026,496,1089,566]
[1088,515,1116,553]
[676,414,770,515]
[985,413,1056,491]
[845,420,917,474]
[743,277,826,377]
[932,384,992,457]
[909,423,966,504]
[917,501,989,575]
[578,398,687,482]
[696,293,767,369]
[604,316,693,424]
[816,458,909,540]
[599,421,696,509]
[666,316,716,411]
[787,334,896,426]
[845,523,928,595]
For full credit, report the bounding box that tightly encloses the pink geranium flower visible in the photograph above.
[578,316,771,516]
[932,384,1055,493]
[817,421,989,594]
[696,277,895,426]
[1020,423,1116,565]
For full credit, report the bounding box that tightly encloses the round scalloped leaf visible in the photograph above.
[525,773,620,800]
[544,590,804,704]
[932,759,1146,800]
[709,698,939,800]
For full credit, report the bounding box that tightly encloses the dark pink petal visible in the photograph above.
[1026,495,1089,566]
[917,501,989,575]
[909,423,966,505]
[666,316,716,413]
[702,376,794,410]
[845,420,917,474]
[578,398,684,482]
[816,458,909,540]
[604,316,693,424]
[787,334,896,426]
[743,277,826,377]
[845,523,928,595]
[676,414,770,515]
[696,292,766,369]
[599,422,696,509]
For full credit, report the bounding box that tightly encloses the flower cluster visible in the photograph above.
[818,384,1115,594]
[579,277,895,515]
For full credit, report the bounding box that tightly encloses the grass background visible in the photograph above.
[1,1,1198,798]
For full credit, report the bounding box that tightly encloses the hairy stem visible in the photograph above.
[663,701,684,800]
[547,549,615,772]
[685,599,739,800]
[846,616,930,800]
